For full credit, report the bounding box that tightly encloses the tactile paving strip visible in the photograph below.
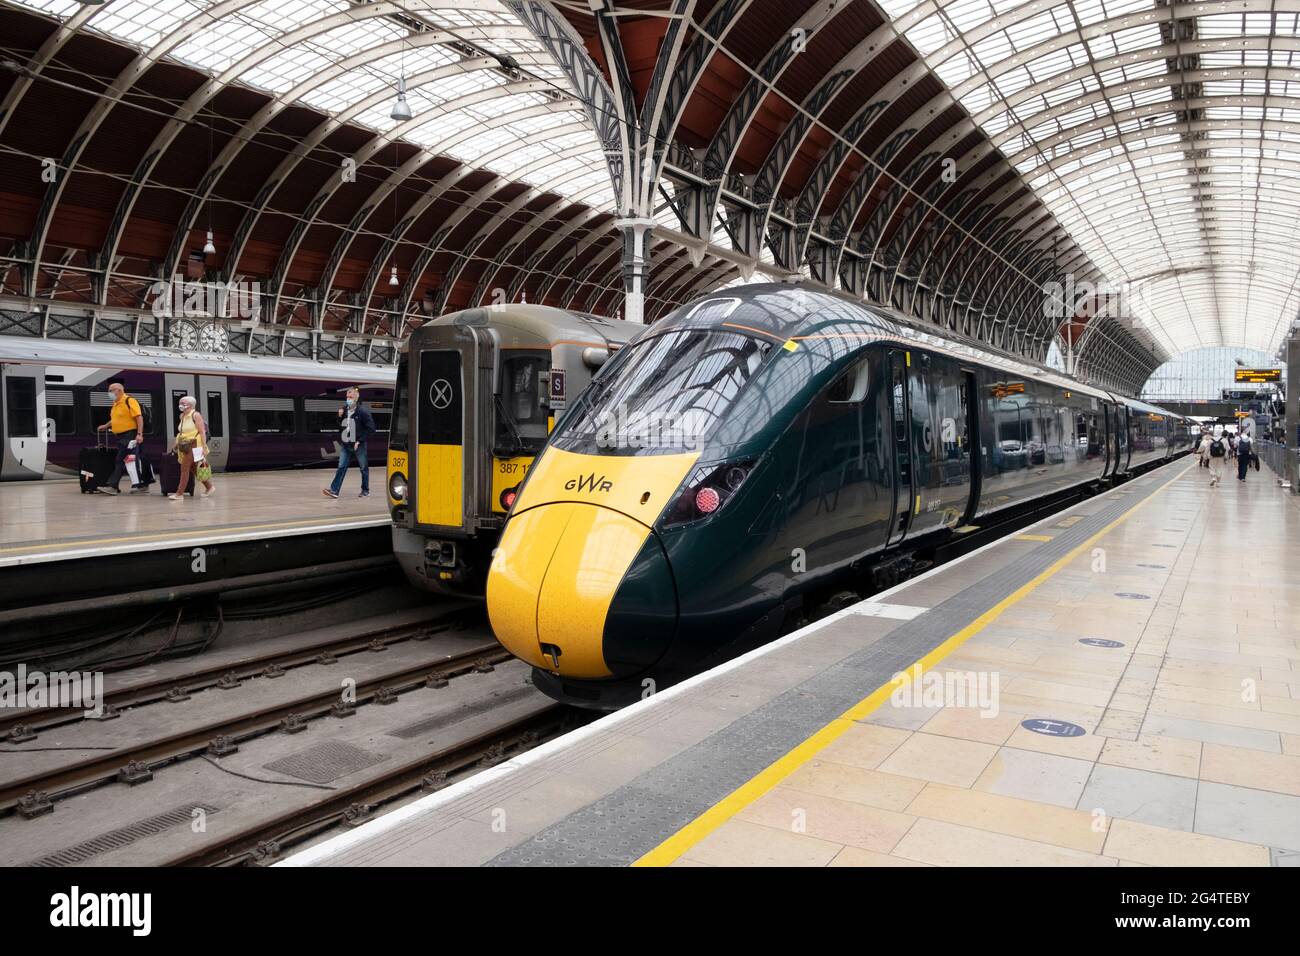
[485,464,1189,866]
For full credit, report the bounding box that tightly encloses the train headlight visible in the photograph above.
[662,459,755,527]
[389,471,408,502]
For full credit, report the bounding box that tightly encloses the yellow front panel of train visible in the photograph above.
[512,446,700,527]
[491,456,534,513]
[387,449,408,507]
[488,501,653,679]
[416,443,463,527]
[487,503,572,670]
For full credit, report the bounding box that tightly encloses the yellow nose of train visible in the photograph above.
[486,447,698,679]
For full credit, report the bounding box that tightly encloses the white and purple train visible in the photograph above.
[0,337,395,480]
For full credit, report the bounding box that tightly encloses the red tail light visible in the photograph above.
[501,487,518,510]
[694,487,720,514]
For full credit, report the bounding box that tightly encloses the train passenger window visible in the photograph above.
[4,377,38,438]
[827,358,870,404]
[238,396,295,434]
[304,398,342,434]
[142,393,161,436]
[368,402,392,434]
[44,388,76,440]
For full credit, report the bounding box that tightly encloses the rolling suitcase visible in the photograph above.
[125,447,155,489]
[158,452,195,496]
[79,432,118,493]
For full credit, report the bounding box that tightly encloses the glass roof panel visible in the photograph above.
[892,0,1299,354]
[18,0,614,215]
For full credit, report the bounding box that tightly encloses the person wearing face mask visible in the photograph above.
[94,381,147,496]
[170,395,215,500]
[323,386,375,499]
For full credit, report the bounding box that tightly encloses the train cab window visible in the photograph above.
[496,353,549,453]
[238,396,295,434]
[554,329,771,455]
[390,358,409,450]
[828,358,870,403]
[5,377,37,437]
[45,387,76,440]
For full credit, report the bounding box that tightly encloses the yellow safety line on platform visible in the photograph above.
[0,514,383,556]
[1016,534,1054,542]
[633,462,1194,867]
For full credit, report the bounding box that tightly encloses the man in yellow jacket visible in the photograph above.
[95,381,146,495]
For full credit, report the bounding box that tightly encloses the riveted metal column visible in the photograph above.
[616,217,655,325]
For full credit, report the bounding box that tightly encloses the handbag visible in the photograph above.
[196,461,212,483]
[177,437,196,454]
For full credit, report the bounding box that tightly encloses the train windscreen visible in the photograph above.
[390,355,409,451]
[495,352,548,454]
[552,329,770,456]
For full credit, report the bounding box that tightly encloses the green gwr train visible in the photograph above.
[484,285,1192,709]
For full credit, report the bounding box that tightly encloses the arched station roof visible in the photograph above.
[2,0,1292,391]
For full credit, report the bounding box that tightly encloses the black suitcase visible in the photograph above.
[158,452,195,496]
[79,433,118,493]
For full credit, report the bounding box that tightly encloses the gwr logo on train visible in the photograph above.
[565,473,613,493]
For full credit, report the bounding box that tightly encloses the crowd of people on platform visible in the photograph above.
[92,382,374,500]
[1195,425,1259,487]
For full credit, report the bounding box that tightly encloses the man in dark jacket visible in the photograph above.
[1237,432,1256,481]
[323,387,376,499]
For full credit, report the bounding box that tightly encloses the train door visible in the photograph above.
[164,372,197,444]
[1102,401,1118,477]
[961,370,981,524]
[413,348,466,531]
[0,364,47,479]
[908,354,971,537]
[198,375,229,471]
[886,350,914,546]
[1117,404,1131,471]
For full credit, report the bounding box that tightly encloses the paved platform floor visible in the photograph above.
[0,470,387,567]
[284,458,1300,868]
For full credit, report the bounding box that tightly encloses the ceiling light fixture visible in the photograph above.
[390,74,413,122]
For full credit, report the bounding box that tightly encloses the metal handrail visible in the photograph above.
[1257,440,1298,492]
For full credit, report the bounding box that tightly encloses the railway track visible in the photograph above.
[0,587,591,868]
[2,639,509,813]
[173,703,576,866]
[0,601,480,741]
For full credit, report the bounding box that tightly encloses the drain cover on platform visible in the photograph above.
[263,740,386,784]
